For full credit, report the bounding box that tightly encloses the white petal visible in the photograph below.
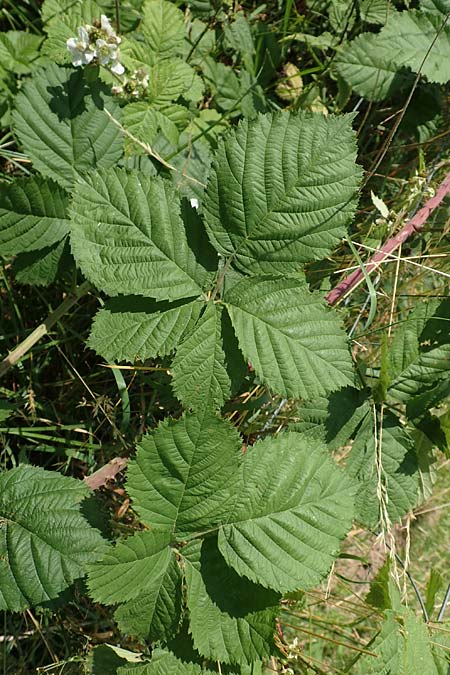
[66,37,78,50]
[190,198,199,209]
[97,52,111,65]
[79,26,90,45]
[72,56,83,67]
[100,14,114,37]
[81,50,95,64]
[110,60,125,75]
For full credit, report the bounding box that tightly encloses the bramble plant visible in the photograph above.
[1,0,450,673]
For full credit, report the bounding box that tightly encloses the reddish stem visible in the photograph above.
[84,456,128,490]
[326,171,450,306]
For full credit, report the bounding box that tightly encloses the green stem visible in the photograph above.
[0,281,91,379]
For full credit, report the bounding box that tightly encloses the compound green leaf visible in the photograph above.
[0,465,104,611]
[87,530,173,605]
[224,275,354,399]
[336,33,413,101]
[126,413,241,536]
[172,302,246,413]
[141,0,186,60]
[182,537,279,664]
[218,432,355,593]
[13,65,122,190]
[346,411,420,526]
[0,177,69,255]
[204,111,362,273]
[336,10,450,101]
[88,297,203,363]
[70,169,212,300]
[114,553,182,642]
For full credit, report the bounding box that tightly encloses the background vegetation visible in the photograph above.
[0,0,449,673]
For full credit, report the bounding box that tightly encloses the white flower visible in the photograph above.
[190,198,199,209]
[95,38,117,65]
[66,26,95,66]
[66,16,124,75]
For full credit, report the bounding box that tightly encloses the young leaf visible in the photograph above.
[204,111,362,274]
[126,413,242,536]
[70,169,212,300]
[171,302,246,413]
[224,275,354,399]
[0,177,69,255]
[114,554,182,642]
[12,64,123,190]
[218,432,355,593]
[0,465,103,612]
[87,530,173,605]
[182,537,279,664]
[88,297,204,363]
